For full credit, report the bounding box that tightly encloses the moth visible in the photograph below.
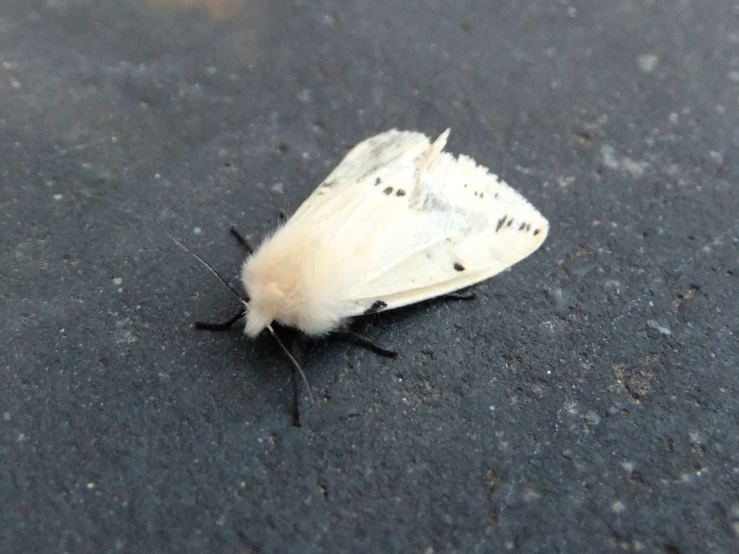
[237,128,548,334]
[172,129,548,421]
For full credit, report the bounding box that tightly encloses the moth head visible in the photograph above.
[244,281,284,337]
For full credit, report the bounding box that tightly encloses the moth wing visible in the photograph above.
[289,129,431,222]
[334,135,549,316]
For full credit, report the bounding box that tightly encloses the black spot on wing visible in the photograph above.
[454,263,465,272]
[383,186,393,195]
[375,177,382,186]
[396,189,406,197]
[364,300,388,315]
[519,222,526,230]
[533,228,541,236]
[496,216,507,232]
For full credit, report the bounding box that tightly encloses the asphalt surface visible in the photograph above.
[2,1,738,552]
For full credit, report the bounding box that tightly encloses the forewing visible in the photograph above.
[274,129,548,321]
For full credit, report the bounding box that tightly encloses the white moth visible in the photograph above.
[241,128,549,338]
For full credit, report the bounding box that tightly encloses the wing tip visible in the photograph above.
[437,128,451,143]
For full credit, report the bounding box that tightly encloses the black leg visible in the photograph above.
[441,291,477,301]
[230,227,254,255]
[291,367,301,427]
[338,330,398,359]
[278,211,287,224]
[286,331,307,427]
[194,309,245,331]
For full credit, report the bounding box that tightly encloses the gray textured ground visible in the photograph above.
[2,1,738,552]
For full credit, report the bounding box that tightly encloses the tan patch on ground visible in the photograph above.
[144,0,247,22]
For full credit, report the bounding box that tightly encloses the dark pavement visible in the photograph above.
[1,1,738,552]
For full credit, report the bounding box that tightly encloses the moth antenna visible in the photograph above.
[267,325,315,405]
[155,220,245,302]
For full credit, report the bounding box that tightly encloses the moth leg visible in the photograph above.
[268,324,311,426]
[441,289,477,301]
[338,330,398,359]
[194,308,245,331]
[286,333,305,428]
[290,370,301,427]
[229,227,254,255]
